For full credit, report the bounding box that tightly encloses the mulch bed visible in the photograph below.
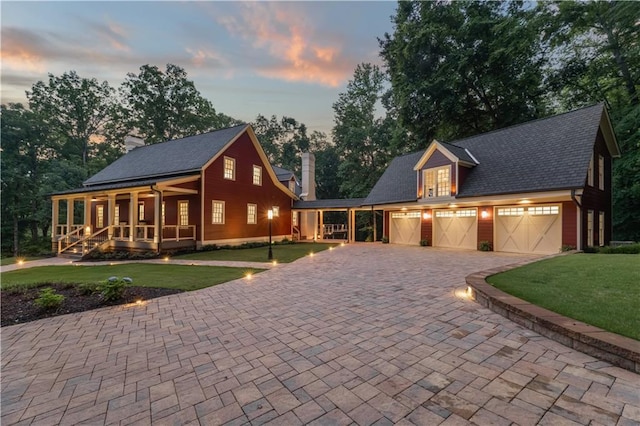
[1,283,182,327]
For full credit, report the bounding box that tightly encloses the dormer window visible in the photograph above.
[423,166,451,198]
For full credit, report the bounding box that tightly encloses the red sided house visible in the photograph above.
[361,103,620,254]
[51,125,297,257]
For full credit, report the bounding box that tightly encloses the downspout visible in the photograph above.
[151,185,162,254]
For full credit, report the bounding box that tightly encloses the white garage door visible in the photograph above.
[495,205,562,254]
[390,211,421,245]
[433,209,478,250]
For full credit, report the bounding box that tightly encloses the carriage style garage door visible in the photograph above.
[390,211,421,245]
[495,205,562,254]
[433,209,478,250]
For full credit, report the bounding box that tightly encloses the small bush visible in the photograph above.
[381,236,389,244]
[562,244,576,252]
[202,244,219,251]
[597,244,640,254]
[99,276,132,302]
[34,287,65,311]
[419,239,429,247]
[583,246,599,253]
[77,282,98,296]
[478,241,492,251]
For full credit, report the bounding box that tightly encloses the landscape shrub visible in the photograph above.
[419,239,429,247]
[34,287,65,310]
[597,244,640,254]
[77,282,98,296]
[478,241,492,251]
[381,236,389,244]
[99,276,132,302]
[583,246,599,253]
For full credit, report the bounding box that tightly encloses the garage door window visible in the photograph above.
[528,206,559,215]
[391,212,421,219]
[497,207,524,216]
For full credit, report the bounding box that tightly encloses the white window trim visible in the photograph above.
[587,155,594,187]
[587,210,594,247]
[253,165,262,186]
[114,205,120,226]
[138,202,145,222]
[212,200,225,224]
[423,165,451,198]
[224,156,236,181]
[97,205,104,228]
[161,202,165,226]
[599,211,605,247]
[178,200,189,227]
[598,155,605,190]
[247,203,257,225]
[272,206,280,217]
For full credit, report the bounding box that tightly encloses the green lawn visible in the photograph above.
[1,264,262,292]
[487,254,640,340]
[0,256,48,266]
[175,242,340,263]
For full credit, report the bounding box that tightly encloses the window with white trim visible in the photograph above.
[247,203,257,224]
[599,211,605,247]
[212,201,225,224]
[114,205,120,225]
[161,202,165,226]
[97,205,104,228]
[598,155,605,190]
[224,156,235,180]
[253,165,262,186]
[423,166,451,198]
[292,212,297,226]
[272,206,280,217]
[289,180,296,192]
[587,210,594,246]
[178,201,189,226]
[587,155,594,186]
[455,209,476,217]
[138,202,145,222]
[435,211,454,218]
[392,211,421,219]
[528,206,559,215]
[497,207,524,216]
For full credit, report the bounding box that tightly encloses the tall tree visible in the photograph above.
[0,104,49,254]
[379,1,548,145]
[120,64,238,144]
[332,63,399,198]
[27,71,117,169]
[542,0,640,240]
[252,114,312,176]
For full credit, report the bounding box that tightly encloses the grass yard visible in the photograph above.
[1,263,262,292]
[175,242,340,263]
[487,253,640,340]
[0,256,48,266]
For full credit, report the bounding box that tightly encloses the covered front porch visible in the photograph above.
[51,177,200,257]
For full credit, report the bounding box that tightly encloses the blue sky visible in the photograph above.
[1,1,398,136]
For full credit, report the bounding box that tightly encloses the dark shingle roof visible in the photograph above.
[364,104,608,204]
[454,104,605,197]
[439,141,477,165]
[84,124,247,186]
[364,152,423,205]
[293,199,366,209]
[51,176,188,196]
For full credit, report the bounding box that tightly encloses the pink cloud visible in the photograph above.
[0,28,48,72]
[216,3,352,87]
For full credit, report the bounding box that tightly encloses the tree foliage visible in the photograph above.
[120,64,239,144]
[332,63,401,198]
[379,1,548,145]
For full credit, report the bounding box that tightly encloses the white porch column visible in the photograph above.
[107,194,115,238]
[319,211,324,240]
[130,192,138,241]
[52,199,59,238]
[153,191,161,244]
[347,209,352,243]
[83,196,91,234]
[67,198,74,234]
[350,210,356,242]
[373,208,377,242]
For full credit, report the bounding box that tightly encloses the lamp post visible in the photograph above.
[267,209,273,260]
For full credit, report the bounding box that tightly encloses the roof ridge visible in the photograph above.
[131,123,248,151]
[449,103,604,147]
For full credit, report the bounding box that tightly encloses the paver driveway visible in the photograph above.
[2,245,639,425]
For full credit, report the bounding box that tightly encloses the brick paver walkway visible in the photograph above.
[2,245,639,425]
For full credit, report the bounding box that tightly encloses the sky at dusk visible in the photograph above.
[1,1,398,136]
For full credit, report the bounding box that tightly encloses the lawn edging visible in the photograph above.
[465,255,640,374]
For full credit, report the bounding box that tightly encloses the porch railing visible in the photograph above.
[55,224,83,238]
[321,224,348,238]
[162,225,196,241]
[59,226,110,256]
